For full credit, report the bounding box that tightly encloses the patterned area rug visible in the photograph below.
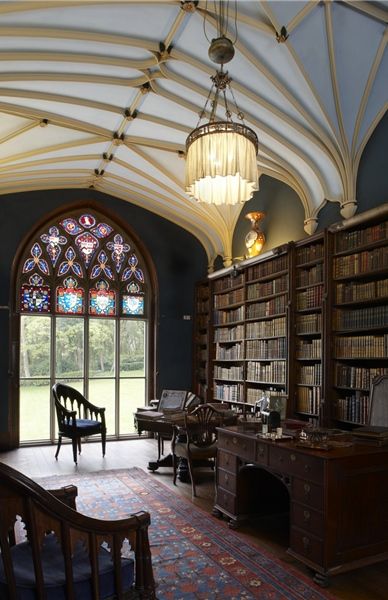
[37,468,336,600]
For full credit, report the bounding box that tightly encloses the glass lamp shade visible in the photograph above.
[185,121,259,205]
[245,211,266,258]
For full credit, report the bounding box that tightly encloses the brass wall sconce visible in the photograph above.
[245,211,266,258]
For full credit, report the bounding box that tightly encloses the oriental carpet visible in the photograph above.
[37,468,336,600]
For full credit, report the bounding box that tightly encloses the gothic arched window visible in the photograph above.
[15,206,154,444]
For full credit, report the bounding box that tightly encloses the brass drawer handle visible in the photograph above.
[224,474,229,484]
[304,463,311,472]
[304,483,311,495]
[232,437,238,445]
[303,510,311,522]
[302,536,310,551]
[290,454,296,462]
[257,447,265,457]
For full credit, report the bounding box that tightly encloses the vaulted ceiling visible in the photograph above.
[0,1,386,266]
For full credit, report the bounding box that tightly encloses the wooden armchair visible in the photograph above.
[53,383,107,464]
[171,403,235,497]
[0,462,156,599]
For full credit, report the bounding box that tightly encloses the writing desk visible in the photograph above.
[214,425,388,586]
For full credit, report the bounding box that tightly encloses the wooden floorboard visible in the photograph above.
[1,438,387,600]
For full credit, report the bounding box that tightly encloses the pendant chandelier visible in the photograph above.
[185,2,259,206]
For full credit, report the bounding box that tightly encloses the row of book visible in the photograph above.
[335,220,388,253]
[214,324,244,342]
[334,334,388,358]
[333,247,388,278]
[296,263,323,288]
[335,279,388,303]
[215,342,243,360]
[333,305,388,330]
[214,287,245,308]
[335,394,369,424]
[298,363,322,385]
[296,338,322,359]
[295,242,324,266]
[214,306,244,325]
[246,338,287,359]
[246,316,286,338]
[213,273,244,293]
[296,285,323,310]
[214,383,244,402]
[296,386,321,415]
[246,255,288,282]
[246,274,288,300]
[246,295,287,319]
[246,360,286,384]
[334,364,388,389]
[296,313,322,335]
[213,365,244,380]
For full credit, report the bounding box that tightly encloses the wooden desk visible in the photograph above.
[214,425,388,586]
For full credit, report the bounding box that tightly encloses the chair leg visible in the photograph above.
[55,435,62,460]
[187,457,196,498]
[157,434,162,461]
[172,453,178,486]
[72,439,78,464]
[102,429,106,457]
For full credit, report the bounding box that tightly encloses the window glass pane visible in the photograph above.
[20,315,51,378]
[120,320,145,377]
[89,318,115,377]
[55,317,84,378]
[120,378,145,434]
[89,379,115,434]
[20,379,50,441]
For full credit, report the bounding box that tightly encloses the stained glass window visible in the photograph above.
[19,210,147,316]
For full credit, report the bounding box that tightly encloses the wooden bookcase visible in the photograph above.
[329,216,388,427]
[192,280,210,401]
[292,233,325,424]
[193,206,388,427]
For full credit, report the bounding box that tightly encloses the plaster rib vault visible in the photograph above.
[0,1,386,267]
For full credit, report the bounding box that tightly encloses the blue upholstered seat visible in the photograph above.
[0,533,134,599]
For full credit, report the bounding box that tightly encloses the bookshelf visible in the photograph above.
[244,246,289,410]
[330,216,388,426]
[194,205,388,427]
[292,233,325,423]
[212,271,246,412]
[192,280,210,400]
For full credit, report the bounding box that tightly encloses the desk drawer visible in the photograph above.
[216,488,237,515]
[291,502,324,538]
[217,468,237,493]
[290,527,324,565]
[292,477,324,511]
[269,447,324,483]
[255,442,268,466]
[218,450,239,473]
[219,433,255,461]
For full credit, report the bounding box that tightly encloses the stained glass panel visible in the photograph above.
[89,280,115,316]
[75,232,98,266]
[21,284,50,312]
[122,294,144,315]
[56,285,84,314]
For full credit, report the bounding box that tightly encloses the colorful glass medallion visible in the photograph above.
[79,214,96,229]
[60,218,83,235]
[107,234,130,272]
[56,277,84,314]
[40,226,67,267]
[75,232,98,267]
[57,246,83,278]
[20,284,50,312]
[92,222,113,239]
[89,280,115,316]
[122,253,144,283]
[23,243,49,275]
[122,294,144,316]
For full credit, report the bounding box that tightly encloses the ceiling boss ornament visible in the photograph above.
[185,0,259,206]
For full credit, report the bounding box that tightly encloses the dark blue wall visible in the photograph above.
[0,190,208,432]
